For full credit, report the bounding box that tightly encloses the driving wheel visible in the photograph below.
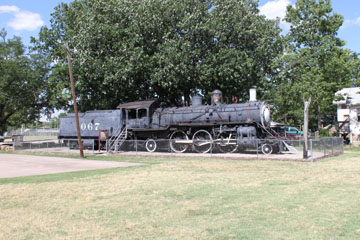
[170,131,189,153]
[216,132,238,153]
[192,130,213,153]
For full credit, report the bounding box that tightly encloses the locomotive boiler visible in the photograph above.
[59,89,282,154]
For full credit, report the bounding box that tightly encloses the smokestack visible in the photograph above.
[249,89,256,101]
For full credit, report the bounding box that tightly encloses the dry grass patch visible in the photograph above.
[0,153,359,239]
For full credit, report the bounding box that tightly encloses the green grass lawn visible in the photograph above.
[0,152,359,239]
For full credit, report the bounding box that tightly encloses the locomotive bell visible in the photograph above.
[211,90,223,105]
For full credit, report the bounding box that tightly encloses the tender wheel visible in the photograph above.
[192,130,213,153]
[145,139,157,152]
[261,143,273,155]
[216,132,238,153]
[170,131,189,153]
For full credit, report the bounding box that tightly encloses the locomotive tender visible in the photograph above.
[59,90,282,154]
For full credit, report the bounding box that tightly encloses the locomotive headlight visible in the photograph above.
[261,104,271,128]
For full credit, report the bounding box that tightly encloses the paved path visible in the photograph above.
[0,154,142,178]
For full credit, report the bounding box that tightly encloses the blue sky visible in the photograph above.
[1,0,360,53]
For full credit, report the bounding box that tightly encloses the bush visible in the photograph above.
[320,129,331,137]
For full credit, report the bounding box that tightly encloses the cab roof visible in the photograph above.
[117,99,158,109]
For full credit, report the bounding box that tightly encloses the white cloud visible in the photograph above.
[8,11,44,31]
[0,5,44,31]
[259,0,293,32]
[259,0,291,20]
[342,17,360,29]
[0,5,20,13]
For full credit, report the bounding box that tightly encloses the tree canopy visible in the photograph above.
[267,0,360,129]
[0,29,50,135]
[3,0,359,132]
[33,0,282,110]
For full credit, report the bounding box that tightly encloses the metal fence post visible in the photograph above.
[168,140,170,153]
[135,139,138,154]
[310,139,313,163]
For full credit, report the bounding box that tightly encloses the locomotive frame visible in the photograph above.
[59,90,285,155]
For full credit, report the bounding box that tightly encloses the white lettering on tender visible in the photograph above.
[80,122,100,131]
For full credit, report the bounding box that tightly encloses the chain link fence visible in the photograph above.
[12,137,344,161]
[13,141,66,152]
[6,129,59,137]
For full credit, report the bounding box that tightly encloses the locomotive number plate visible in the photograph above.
[81,122,100,131]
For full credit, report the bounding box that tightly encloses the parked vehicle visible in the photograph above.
[272,126,303,140]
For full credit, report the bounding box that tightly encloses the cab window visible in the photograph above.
[138,109,147,118]
[128,109,136,119]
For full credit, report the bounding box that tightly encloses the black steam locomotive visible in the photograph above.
[59,90,282,154]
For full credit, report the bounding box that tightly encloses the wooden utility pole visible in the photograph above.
[303,97,311,159]
[63,43,84,158]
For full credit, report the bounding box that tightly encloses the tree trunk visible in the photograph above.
[317,104,321,131]
[303,97,311,159]
[0,121,6,136]
[183,89,191,107]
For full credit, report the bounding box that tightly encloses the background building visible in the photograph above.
[333,87,360,146]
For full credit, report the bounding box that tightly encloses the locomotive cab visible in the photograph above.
[117,100,159,129]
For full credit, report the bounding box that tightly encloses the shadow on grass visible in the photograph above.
[0,151,170,165]
[0,152,180,185]
[0,164,146,185]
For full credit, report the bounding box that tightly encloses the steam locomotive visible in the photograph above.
[59,90,283,154]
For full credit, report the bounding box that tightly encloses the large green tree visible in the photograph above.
[268,0,359,129]
[0,29,50,135]
[33,0,282,110]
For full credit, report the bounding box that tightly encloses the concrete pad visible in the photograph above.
[0,154,142,179]
[108,150,327,162]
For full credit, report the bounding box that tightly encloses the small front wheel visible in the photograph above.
[261,143,273,155]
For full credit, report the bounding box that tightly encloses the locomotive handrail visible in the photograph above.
[107,126,128,153]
